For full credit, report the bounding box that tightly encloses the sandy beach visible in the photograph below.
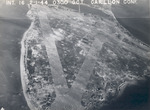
[0,5,30,110]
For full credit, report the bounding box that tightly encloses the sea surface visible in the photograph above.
[64,3,150,110]
[0,3,149,110]
[0,5,30,110]
[111,1,150,45]
[110,3,150,110]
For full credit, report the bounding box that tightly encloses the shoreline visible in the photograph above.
[0,5,31,110]
[19,4,150,110]
[20,14,37,110]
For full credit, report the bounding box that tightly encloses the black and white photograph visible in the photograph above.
[0,0,150,110]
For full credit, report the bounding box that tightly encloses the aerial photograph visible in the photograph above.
[0,0,150,110]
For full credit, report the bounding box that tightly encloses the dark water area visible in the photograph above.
[0,3,149,110]
[64,4,150,110]
[101,78,150,110]
[111,1,150,45]
[114,18,150,45]
[0,5,31,110]
[65,3,150,45]
[110,4,150,109]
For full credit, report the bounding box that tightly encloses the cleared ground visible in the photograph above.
[21,4,150,110]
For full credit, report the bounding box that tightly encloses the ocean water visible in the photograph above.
[110,2,150,110]
[0,5,31,110]
[0,3,149,110]
[101,78,150,110]
[65,3,150,110]
[111,0,150,45]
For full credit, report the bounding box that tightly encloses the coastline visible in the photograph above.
[20,20,37,110]
[19,4,150,110]
[0,5,31,110]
